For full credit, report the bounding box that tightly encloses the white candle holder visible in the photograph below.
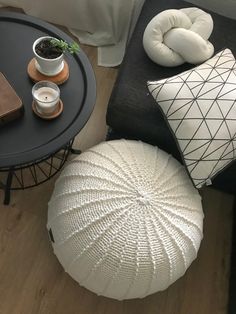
[32,81,60,115]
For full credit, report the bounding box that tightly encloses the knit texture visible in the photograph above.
[47,140,204,300]
[143,7,214,67]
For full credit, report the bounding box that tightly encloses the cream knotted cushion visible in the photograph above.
[47,140,204,300]
[143,8,214,67]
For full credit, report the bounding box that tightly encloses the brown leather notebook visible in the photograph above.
[0,72,23,125]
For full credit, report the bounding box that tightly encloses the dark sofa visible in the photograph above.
[106,0,236,195]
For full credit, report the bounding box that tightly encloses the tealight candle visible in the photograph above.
[32,81,60,115]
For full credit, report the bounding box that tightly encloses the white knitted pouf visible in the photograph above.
[47,140,204,300]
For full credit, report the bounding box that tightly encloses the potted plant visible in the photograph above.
[33,36,80,76]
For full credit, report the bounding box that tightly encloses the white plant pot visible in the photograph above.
[33,36,64,76]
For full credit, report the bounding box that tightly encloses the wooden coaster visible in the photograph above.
[32,99,63,120]
[27,58,69,85]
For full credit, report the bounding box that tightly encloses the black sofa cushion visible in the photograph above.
[106,0,236,194]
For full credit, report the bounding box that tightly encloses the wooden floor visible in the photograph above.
[0,7,234,314]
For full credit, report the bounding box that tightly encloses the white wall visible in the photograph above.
[187,0,236,19]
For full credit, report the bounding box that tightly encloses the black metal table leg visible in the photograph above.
[0,142,73,205]
[4,169,14,205]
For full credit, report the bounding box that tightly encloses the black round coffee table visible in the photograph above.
[0,12,96,204]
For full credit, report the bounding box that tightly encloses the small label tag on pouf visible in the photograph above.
[48,228,55,243]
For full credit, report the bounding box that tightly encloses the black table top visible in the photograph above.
[0,12,96,168]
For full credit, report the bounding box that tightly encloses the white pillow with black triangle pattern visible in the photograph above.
[148,48,236,188]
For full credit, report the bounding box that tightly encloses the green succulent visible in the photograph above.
[50,38,80,54]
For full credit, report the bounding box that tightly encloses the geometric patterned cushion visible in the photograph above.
[148,49,236,188]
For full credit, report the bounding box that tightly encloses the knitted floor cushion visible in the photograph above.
[47,139,204,300]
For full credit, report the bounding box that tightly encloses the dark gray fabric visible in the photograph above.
[106,0,236,194]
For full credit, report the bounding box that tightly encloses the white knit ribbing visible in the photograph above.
[47,140,204,300]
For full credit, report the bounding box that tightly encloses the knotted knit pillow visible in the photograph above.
[143,8,214,67]
[47,140,203,300]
